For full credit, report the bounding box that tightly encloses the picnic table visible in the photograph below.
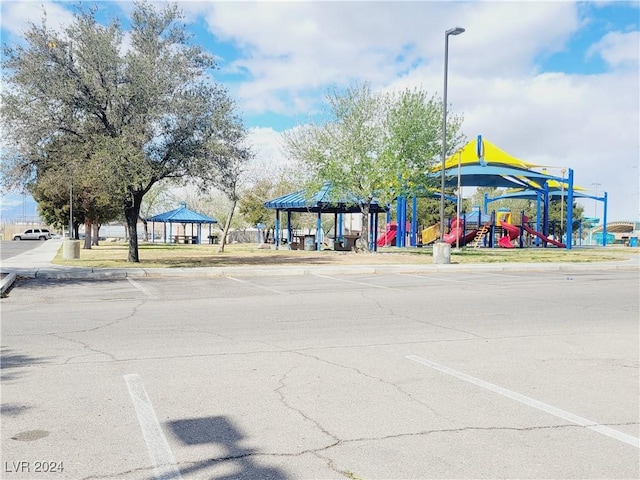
[173,235,198,244]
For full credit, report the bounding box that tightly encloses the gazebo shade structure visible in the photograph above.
[264,182,386,213]
[264,183,387,250]
[146,202,218,244]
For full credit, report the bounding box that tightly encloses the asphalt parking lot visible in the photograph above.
[2,269,638,479]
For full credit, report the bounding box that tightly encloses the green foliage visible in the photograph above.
[471,187,536,218]
[238,177,295,230]
[385,88,465,196]
[414,197,459,227]
[1,2,248,261]
[546,199,585,235]
[283,82,465,250]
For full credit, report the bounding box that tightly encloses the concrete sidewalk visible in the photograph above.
[2,239,638,294]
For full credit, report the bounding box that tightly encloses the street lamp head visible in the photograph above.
[446,27,465,36]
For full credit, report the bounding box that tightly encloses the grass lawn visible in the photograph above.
[52,241,639,269]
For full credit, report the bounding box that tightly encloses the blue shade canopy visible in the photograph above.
[434,164,560,188]
[147,202,218,224]
[264,183,386,213]
[489,190,596,201]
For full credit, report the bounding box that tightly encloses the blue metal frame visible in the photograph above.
[411,196,417,247]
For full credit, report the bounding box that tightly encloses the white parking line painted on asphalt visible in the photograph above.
[127,278,158,299]
[311,273,392,289]
[475,272,532,279]
[124,374,183,480]
[226,276,288,295]
[398,273,471,284]
[406,355,639,448]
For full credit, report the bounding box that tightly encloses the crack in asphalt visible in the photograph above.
[274,366,341,443]
[51,333,118,363]
[364,290,488,339]
[48,301,145,364]
[294,350,445,419]
[78,421,640,480]
[331,421,640,445]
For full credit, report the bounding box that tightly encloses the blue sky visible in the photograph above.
[1,1,638,223]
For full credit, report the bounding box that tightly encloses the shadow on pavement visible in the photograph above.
[0,403,32,417]
[1,347,55,382]
[167,415,290,480]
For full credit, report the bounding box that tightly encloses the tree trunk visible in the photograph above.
[358,203,371,252]
[83,218,92,249]
[217,198,237,253]
[124,194,143,262]
[92,224,100,246]
[140,217,148,242]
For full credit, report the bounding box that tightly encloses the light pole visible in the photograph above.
[436,26,465,263]
[592,182,601,219]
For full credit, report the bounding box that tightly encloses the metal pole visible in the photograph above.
[602,192,608,246]
[439,34,449,242]
[566,168,574,250]
[439,27,465,243]
[592,182,601,219]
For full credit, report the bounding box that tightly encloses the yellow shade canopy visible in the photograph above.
[435,136,539,171]
[507,179,587,192]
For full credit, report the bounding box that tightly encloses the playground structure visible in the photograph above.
[406,207,567,250]
[378,135,612,250]
[265,136,618,251]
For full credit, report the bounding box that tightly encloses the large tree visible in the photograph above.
[1,2,246,261]
[283,83,464,251]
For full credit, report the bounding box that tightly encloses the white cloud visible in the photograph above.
[2,1,637,221]
[204,1,637,221]
[0,1,75,40]
[195,1,579,116]
[247,128,288,178]
[587,30,640,69]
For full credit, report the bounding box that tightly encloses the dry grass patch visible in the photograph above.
[52,242,638,269]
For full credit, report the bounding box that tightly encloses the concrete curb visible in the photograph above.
[2,259,637,283]
[1,272,17,295]
[1,239,637,289]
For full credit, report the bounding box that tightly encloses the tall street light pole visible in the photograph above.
[436,26,464,264]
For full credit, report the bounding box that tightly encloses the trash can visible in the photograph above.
[303,235,316,251]
[630,237,638,247]
[63,240,81,259]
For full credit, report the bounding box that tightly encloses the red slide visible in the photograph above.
[523,224,566,248]
[443,218,479,247]
[458,229,480,247]
[377,228,396,247]
[443,218,463,245]
[498,221,520,248]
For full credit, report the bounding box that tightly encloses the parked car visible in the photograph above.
[12,228,52,241]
